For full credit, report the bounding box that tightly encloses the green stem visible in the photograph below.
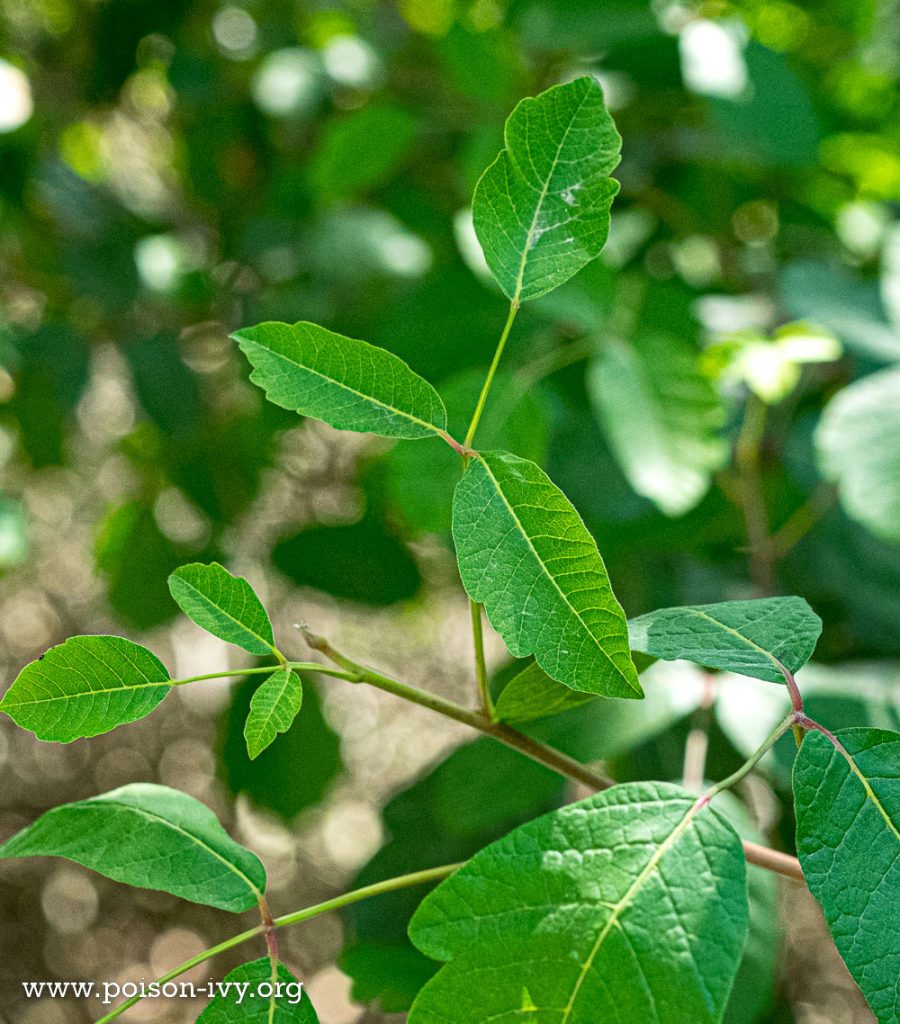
[302,629,614,790]
[464,299,519,449]
[700,711,797,806]
[93,863,461,1024]
[171,663,358,687]
[735,393,774,593]
[469,599,494,720]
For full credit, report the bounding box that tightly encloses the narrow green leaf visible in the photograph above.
[793,727,899,1023]
[169,562,276,656]
[452,451,641,698]
[587,333,726,516]
[196,958,319,1022]
[494,662,597,723]
[0,635,171,742]
[232,321,448,440]
[244,668,303,760]
[408,782,748,1024]
[473,76,621,302]
[627,597,822,683]
[815,366,900,543]
[0,783,266,912]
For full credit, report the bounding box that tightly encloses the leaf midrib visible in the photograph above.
[173,575,275,653]
[76,798,264,903]
[239,333,444,437]
[830,736,900,843]
[512,87,593,302]
[475,455,638,695]
[561,801,699,1021]
[683,608,789,678]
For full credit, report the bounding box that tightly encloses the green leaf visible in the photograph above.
[386,369,550,537]
[219,676,342,821]
[0,783,266,912]
[452,451,641,698]
[309,105,417,199]
[815,366,900,543]
[587,333,726,516]
[473,76,621,302]
[408,782,748,1024]
[344,738,565,1013]
[168,562,276,656]
[793,727,900,1023]
[244,668,303,760]
[714,793,783,1024]
[196,958,319,1022]
[494,661,598,723]
[627,597,822,684]
[0,635,171,742]
[272,516,421,606]
[232,321,448,440]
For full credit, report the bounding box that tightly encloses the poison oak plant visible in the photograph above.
[1,78,897,1024]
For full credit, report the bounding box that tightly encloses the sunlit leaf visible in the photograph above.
[0,635,171,742]
[408,782,748,1024]
[473,76,621,302]
[0,784,266,912]
[232,321,448,440]
[452,450,641,698]
[244,667,303,760]
[169,561,277,656]
[793,728,900,1023]
[196,958,319,1022]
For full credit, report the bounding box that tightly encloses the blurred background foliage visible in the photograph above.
[0,0,898,1021]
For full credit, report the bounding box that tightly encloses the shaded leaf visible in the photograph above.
[628,597,822,684]
[343,739,565,1013]
[494,661,597,723]
[473,76,621,302]
[408,782,748,1024]
[196,958,318,1022]
[815,366,900,543]
[793,728,899,1023]
[310,106,417,198]
[169,562,276,656]
[219,677,342,821]
[0,783,265,912]
[452,450,641,697]
[232,321,448,439]
[272,516,421,606]
[0,635,171,742]
[95,500,214,631]
[386,370,550,537]
[587,333,726,516]
[244,667,303,760]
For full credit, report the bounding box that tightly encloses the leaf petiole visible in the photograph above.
[699,711,799,807]
[93,863,462,1024]
[464,299,519,449]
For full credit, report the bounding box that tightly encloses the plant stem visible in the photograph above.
[171,663,358,687]
[735,393,775,593]
[469,599,494,720]
[302,629,614,790]
[464,299,519,449]
[700,711,797,806]
[303,630,806,880]
[768,484,836,559]
[93,864,461,1024]
[681,674,716,793]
